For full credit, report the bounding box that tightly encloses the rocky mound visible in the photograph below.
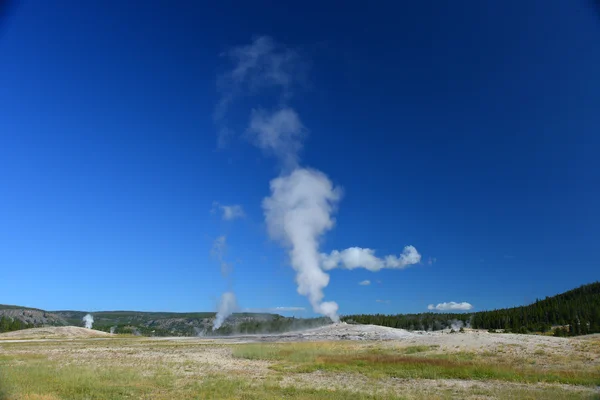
[203,323,415,343]
[0,326,112,339]
[289,323,414,341]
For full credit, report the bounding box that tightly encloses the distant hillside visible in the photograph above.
[0,305,330,336]
[0,304,44,311]
[0,308,68,329]
[9,283,596,337]
[51,310,287,336]
[342,282,600,337]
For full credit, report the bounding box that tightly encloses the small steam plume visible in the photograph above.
[194,327,207,336]
[263,168,342,321]
[109,326,116,334]
[213,291,237,330]
[449,320,464,331]
[210,235,237,330]
[83,314,94,329]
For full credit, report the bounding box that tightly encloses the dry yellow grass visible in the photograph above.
[1,335,599,399]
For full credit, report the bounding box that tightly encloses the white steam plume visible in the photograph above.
[248,107,306,169]
[83,314,93,329]
[212,292,237,330]
[109,326,116,334]
[211,236,237,329]
[263,168,342,321]
[215,36,305,148]
[217,37,421,321]
[449,320,465,331]
[321,246,421,271]
[211,235,232,277]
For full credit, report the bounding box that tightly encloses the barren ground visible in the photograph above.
[1,324,599,399]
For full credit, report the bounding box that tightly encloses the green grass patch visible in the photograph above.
[0,358,396,400]
[186,376,397,400]
[399,345,434,354]
[0,359,175,399]
[232,341,361,363]
[233,343,600,386]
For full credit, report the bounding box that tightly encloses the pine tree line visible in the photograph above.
[471,282,600,336]
[342,282,600,337]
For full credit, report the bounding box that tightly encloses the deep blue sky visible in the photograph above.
[1,1,598,315]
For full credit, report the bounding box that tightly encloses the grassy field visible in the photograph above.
[233,342,600,385]
[0,336,599,399]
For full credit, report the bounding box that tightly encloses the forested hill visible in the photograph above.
[342,282,600,336]
[471,282,600,335]
[0,305,331,336]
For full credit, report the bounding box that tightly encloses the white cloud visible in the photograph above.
[359,280,371,286]
[244,306,306,313]
[212,202,245,221]
[273,306,306,312]
[248,107,306,168]
[427,257,437,265]
[427,302,473,311]
[321,245,421,271]
[376,299,390,304]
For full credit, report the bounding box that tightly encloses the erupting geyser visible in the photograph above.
[215,36,421,321]
[83,314,94,329]
[263,168,342,321]
[212,292,237,330]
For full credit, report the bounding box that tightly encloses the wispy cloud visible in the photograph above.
[427,302,473,311]
[376,299,391,304]
[427,257,437,265]
[359,280,371,286]
[212,202,245,221]
[321,246,421,271]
